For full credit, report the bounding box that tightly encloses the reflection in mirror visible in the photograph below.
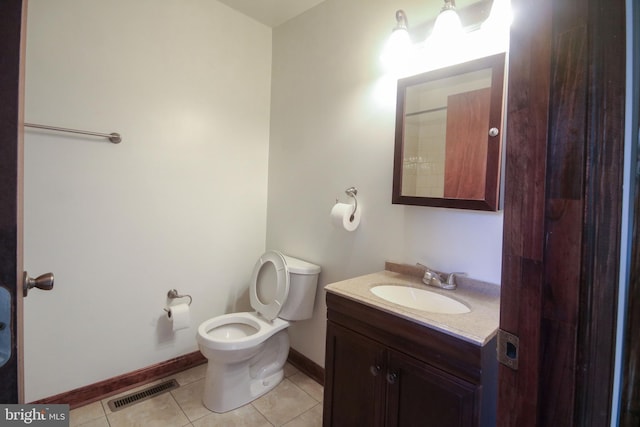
[392,53,505,211]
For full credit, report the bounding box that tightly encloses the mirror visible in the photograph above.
[392,53,506,211]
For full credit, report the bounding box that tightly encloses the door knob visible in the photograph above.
[23,272,54,297]
[386,372,398,384]
[370,365,382,377]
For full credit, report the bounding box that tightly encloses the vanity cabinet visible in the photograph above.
[323,292,496,427]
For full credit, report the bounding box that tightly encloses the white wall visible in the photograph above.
[267,0,504,367]
[23,0,272,401]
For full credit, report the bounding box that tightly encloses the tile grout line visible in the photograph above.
[289,373,324,404]
[167,389,193,426]
[279,378,317,426]
[249,401,276,427]
[100,400,111,425]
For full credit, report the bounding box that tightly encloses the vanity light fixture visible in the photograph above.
[479,0,512,52]
[381,0,512,76]
[429,0,464,42]
[423,0,466,68]
[380,9,413,75]
[483,0,513,30]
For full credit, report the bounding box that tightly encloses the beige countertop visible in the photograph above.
[324,267,500,346]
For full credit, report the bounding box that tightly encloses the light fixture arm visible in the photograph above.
[394,9,408,31]
[442,0,457,10]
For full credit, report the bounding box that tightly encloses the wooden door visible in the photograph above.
[0,0,26,404]
[498,0,626,425]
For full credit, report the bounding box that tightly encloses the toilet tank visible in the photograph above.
[279,254,321,321]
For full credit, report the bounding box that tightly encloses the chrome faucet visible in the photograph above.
[417,264,466,290]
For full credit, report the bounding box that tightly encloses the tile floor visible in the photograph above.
[69,363,323,427]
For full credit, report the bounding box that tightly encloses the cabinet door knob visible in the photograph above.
[370,365,381,376]
[386,372,398,384]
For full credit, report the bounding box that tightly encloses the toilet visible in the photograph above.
[196,250,321,413]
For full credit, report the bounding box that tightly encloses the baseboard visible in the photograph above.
[32,347,325,410]
[287,347,325,386]
[31,351,206,410]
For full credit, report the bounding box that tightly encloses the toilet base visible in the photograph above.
[201,330,290,413]
[202,364,285,413]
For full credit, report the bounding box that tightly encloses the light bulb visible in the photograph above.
[381,28,412,72]
[431,9,463,41]
[423,3,465,70]
[380,11,414,77]
[479,0,512,54]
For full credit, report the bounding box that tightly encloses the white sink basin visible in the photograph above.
[370,284,471,314]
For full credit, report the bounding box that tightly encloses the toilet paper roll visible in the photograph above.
[331,202,361,232]
[167,303,191,331]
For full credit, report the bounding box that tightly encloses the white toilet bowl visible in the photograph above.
[196,251,320,413]
[197,312,290,412]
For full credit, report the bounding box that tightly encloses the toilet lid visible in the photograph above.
[249,251,290,321]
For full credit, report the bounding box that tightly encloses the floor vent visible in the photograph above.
[107,379,179,412]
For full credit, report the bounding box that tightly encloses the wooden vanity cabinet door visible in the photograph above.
[323,322,386,427]
[385,349,479,427]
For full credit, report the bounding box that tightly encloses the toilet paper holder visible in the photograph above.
[164,289,192,313]
[336,187,358,222]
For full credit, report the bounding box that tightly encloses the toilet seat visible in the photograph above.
[249,251,290,321]
[197,312,289,351]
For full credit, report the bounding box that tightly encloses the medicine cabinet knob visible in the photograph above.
[489,127,500,137]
